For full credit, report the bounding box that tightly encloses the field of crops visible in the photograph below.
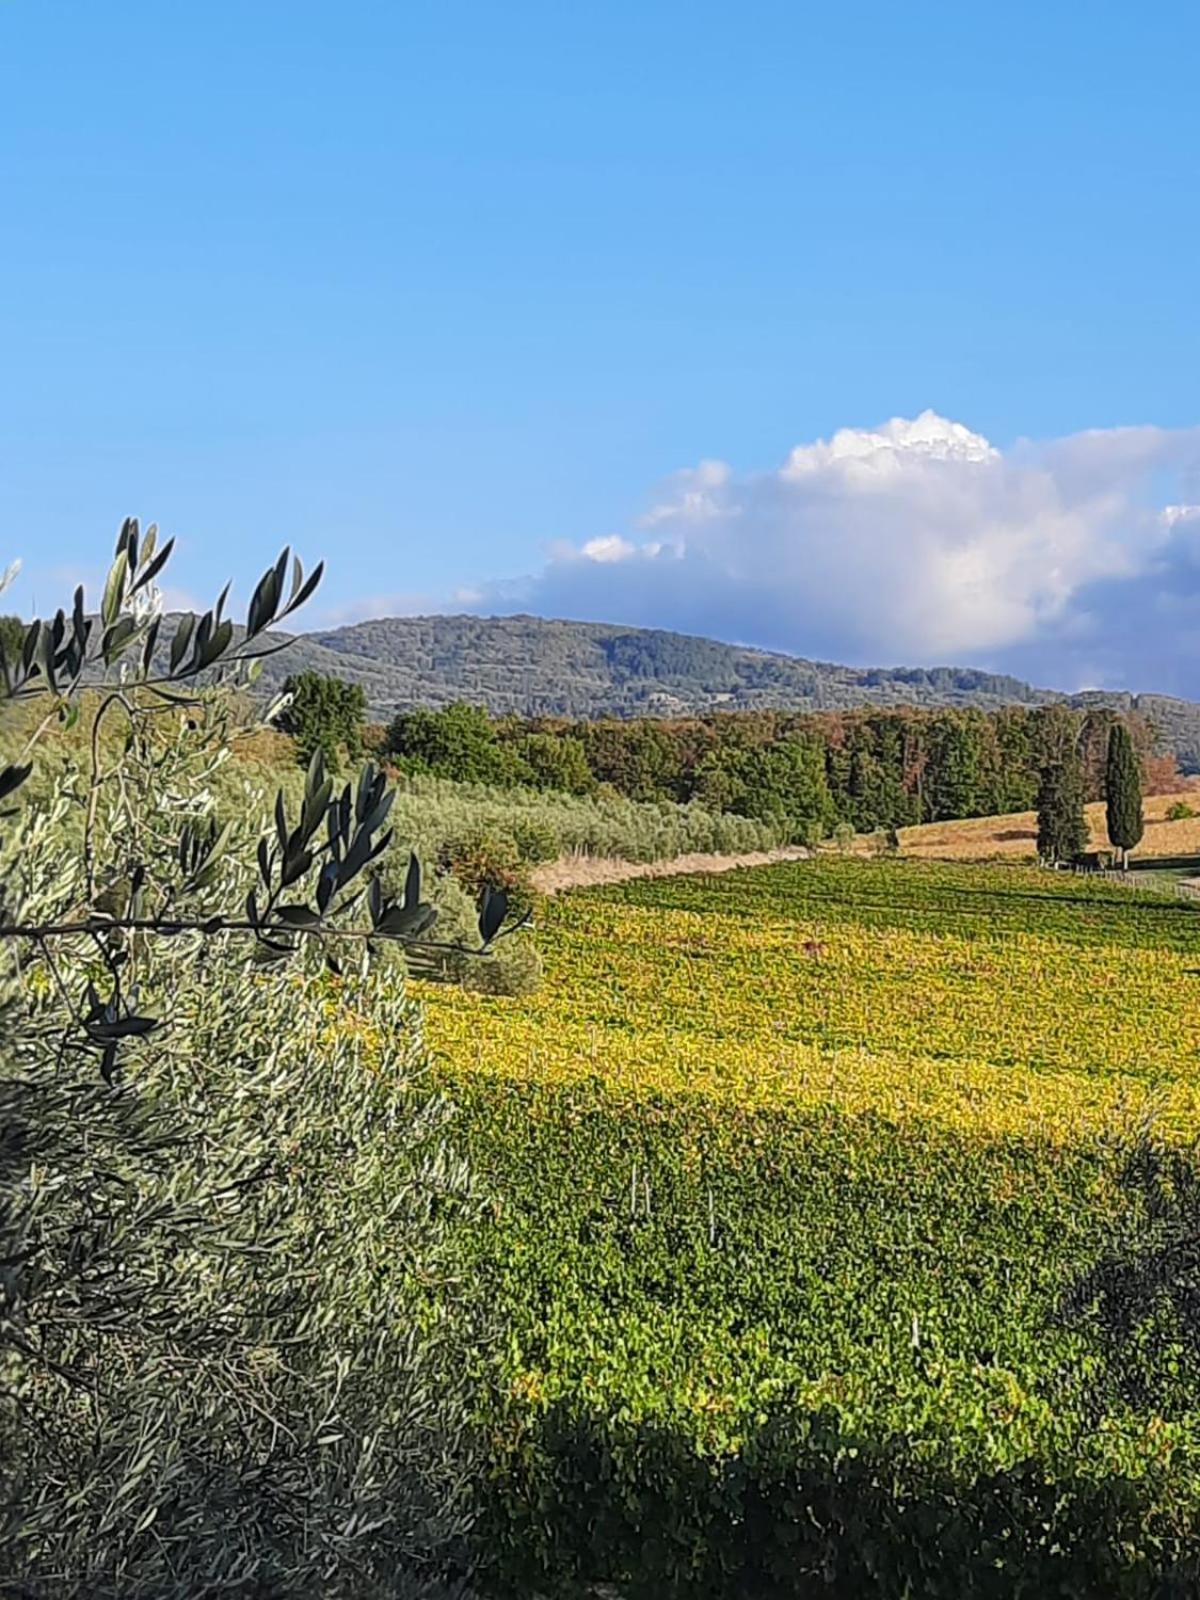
[418,859,1200,1596]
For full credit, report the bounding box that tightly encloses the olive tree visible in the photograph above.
[0,522,508,1597]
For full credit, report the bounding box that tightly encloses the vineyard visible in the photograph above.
[417,859,1200,1595]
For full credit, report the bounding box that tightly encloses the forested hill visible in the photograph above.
[253,613,1056,714]
[230,613,1200,768]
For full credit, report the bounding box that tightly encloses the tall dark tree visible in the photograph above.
[1036,754,1088,865]
[1105,721,1144,869]
[989,707,1038,815]
[925,712,985,820]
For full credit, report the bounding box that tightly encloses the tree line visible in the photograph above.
[277,673,1175,847]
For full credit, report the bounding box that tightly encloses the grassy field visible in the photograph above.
[415,858,1200,1595]
[894,784,1200,867]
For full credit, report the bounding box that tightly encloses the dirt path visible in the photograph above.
[530,845,810,895]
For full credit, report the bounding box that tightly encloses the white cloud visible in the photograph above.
[469,410,1200,694]
[580,535,637,563]
[781,410,999,478]
[641,458,733,528]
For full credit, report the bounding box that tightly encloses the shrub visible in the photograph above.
[797,816,827,850]
[463,931,543,997]
[832,820,856,853]
[1167,800,1196,821]
[408,877,543,998]
[437,827,536,922]
[508,815,562,865]
[362,720,390,755]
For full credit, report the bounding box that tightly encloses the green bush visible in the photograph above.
[1167,799,1196,821]
[795,816,826,850]
[508,815,562,865]
[462,931,543,997]
[511,731,594,796]
[387,703,531,788]
[402,877,542,998]
[695,736,836,843]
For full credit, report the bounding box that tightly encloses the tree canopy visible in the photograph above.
[279,669,367,767]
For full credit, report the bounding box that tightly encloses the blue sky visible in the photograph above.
[3,1,1200,691]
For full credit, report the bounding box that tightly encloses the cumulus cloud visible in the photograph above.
[471,410,1200,695]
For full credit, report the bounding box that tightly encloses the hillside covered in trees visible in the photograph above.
[213,614,1200,770]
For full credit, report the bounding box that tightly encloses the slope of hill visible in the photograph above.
[285,613,1047,715]
[226,612,1200,768]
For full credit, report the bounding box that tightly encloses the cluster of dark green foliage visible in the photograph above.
[382,700,1160,845]
[0,615,23,665]
[1035,756,1089,866]
[279,668,368,766]
[1105,721,1145,868]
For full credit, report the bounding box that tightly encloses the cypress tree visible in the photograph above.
[925,712,984,820]
[1105,721,1144,869]
[1036,753,1088,865]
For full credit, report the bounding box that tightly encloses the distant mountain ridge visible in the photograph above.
[222,612,1200,771]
